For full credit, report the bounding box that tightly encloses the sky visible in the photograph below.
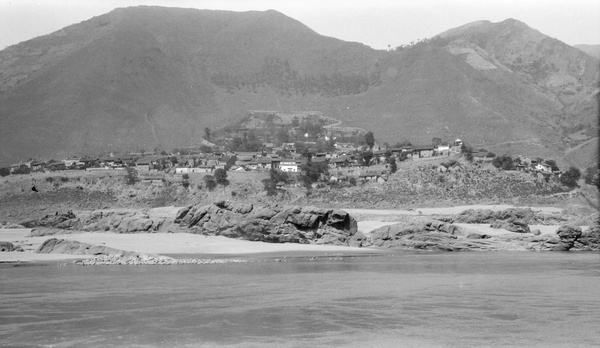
[1,0,599,50]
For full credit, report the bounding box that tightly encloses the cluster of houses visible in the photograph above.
[5,139,465,180]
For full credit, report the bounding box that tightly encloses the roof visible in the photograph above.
[136,158,153,165]
[413,145,435,151]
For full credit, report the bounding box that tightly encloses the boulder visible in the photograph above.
[0,241,16,252]
[575,225,600,251]
[550,225,583,251]
[490,220,530,233]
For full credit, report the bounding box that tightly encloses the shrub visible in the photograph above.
[45,177,54,182]
[60,177,69,182]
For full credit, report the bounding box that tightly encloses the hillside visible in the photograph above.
[575,44,600,59]
[0,6,383,165]
[0,8,597,169]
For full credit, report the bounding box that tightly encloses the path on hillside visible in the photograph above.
[144,106,160,145]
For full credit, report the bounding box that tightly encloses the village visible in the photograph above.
[2,132,575,188]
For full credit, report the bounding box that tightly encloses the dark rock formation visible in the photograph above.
[176,201,358,245]
[551,225,583,251]
[1,241,17,252]
[575,225,600,251]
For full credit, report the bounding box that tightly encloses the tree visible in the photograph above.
[199,145,213,153]
[432,137,442,147]
[214,168,229,186]
[181,173,190,188]
[301,160,329,182]
[394,140,412,148]
[389,157,397,174]
[365,131,375,149]
[204,127,211,141]
[492,154,514,170]
[291,116,300,128]
[560,167,581,188]
[361,150,373,166]
[124,166,138,185]
[461,144,473,162]
[544,159,559,171]
[583,166,599,188]
[0,167,9,177]
[276,128,289,145]
[262,169,290,195]
[203,175,217,191]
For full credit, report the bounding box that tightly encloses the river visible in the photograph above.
[1,251,599,347]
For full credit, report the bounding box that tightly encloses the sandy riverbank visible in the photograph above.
[0,229,374,263]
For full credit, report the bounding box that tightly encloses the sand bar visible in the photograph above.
[0,229,373,262]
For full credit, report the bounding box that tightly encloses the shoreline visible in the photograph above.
[1,203,595,264]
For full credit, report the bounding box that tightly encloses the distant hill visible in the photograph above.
[0,8,597,170]
[575,44,600,59]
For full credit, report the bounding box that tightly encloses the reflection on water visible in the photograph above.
[1,252,599,347]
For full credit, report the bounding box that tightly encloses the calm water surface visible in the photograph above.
[1,251,599,347]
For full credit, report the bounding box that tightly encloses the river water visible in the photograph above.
[1,251,599,347]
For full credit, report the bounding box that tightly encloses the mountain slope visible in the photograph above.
[0,6,382,164]
[575,44,600,59]
[0,9,597,169]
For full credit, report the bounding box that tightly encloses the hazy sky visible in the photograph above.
[1,0,599,50]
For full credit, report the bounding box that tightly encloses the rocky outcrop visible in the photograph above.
[21,210,166,234]
[0,241,23,252]
[19,211,76,228]
[455,208,544,233]
[355,219,597,251]
[175,201,358,245]
[351,220,480,251]
[36,238,147,258]
[575,225,600,251]
[454,208,566,226]
[551,225,582,251]
[490,220,530,233]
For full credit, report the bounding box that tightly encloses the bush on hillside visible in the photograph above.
[560,167,581,188]
[493,154,514,170]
